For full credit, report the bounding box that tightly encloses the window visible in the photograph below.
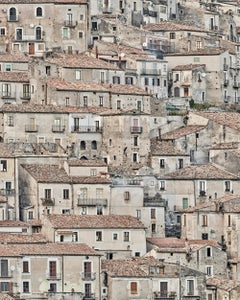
[144,77,149,86]
[96,205,103,215]
[0,282,9,292]
[96,231,102,241]
[187,279,194,295]
[178,158,183,169]
[113,233,118,240]
[170,32,175,39]
[202,233,208,240]
[160,282,168,297]
[90,169,96,176]
[36,26,42,40]
[23,281,30,293]
[72,232,78,242]
[199,181,206,196]
[206,266,213,276]
[228,215,231,227]
[130,282,137,294]
[225,181,231,192]
[23,84,30,99]
[60,235,64,242]
[2,84,11,97]
[79,188,87,200]
[202,215,208,226]
[36,7,43,17]
[0,160,7,172]
[44,189,51,199]
[0,28,6,36]
[182,198,188,209]
[159,181,165,191]
[99,96,103,107]
[136,209,141,219]
[23,261,29,273]
[91,140,97,150]
[79,14,84,20]
[206,247,211,257]
[63,189,69,199]
[124,191,130,201]
[62,27,69,38]
[49,283,57,292]
[0,260,8,277]
[113,76,120,84]
[84,283,91,298]
[106,252,113,260]
[133,136,138,146]
[76,70,82,80]
[135,252,140,257]
[73,117,79,131]
[151,223,156,233]
[9,7,17,21]
[196,41,202,49]
[79,32,83,38]
[100,72,105,83]
[123,231,130,242]
[132,153,138,162]
[151,208,156,219]
[28,211,33,220]
[80,141,86,150]
[117,100,121,109]
[83,96,88,107]
[160,159,165,169]
[190,150,195,162]
[49,261,57,278]
[125,77,133,84]
[62,209,70,214]
[65,97,69,106]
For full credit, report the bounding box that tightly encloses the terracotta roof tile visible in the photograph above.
[172,64,206,71]
[0,293,16,300]
[0,233,47,244]
[67,159,107,167]
[0,72,29,82]
[144,21,209,33]
[0,220,30,227]
[207,277,240,292]
[210,142,239,150]
[46,53,120,70]
[150,139,188,156]
[162,164,239,180]
[0,53,29,62]
[161,125,206,140]
[47,214,145,229]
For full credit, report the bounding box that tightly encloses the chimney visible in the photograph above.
[96,46,98,59]
[158,128,162,141]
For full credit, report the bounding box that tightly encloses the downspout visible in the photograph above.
[71,177,74,214]
[62,255,64,293]
[14,157,18,220]
[98,255,101,300]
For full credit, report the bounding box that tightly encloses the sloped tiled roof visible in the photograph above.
[47,214,145,229]
[150,139,188,156]
[161,125,206,140]
[0,233,47,244]
[161,164,239,180]
[67,159,107,167]
[172,64,205,71]
[0,72,29,82]
[0,53,29,62]
[207,277,240,292]
[144,21,208,32]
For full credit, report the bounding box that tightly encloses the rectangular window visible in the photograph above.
[151,208,156,219]
[136,209,141,219]
[187,280,194,295]
[23,281,30,293]
[159,181,165,191]
[228,215,231,227]
[225,181,231,192]
[49,261,57,278]
[62,209,70,214]
[123,231,130,242]
[0,160,7,172]
[96,231,102,241]
[151,223,156,233]
[0,260,8,277]
[44,189,51,199]
[72,232,78,242]
[99,96,103,107]
[0,28,6,36]
[76,70,82,80]
[62,27,69,38]
[206,266,212,276]
[83,96,88,107]
[78,31,83,38]
[206,247,211,257]
[124,191,130,201]
[113,233,118,240]
[160,159,165,169]
[79,188,87,200]
[84,261,92,279]
[0,282,9,292]
[199,181,206,195]
[23,84,30,98]
[28,211,33,220]
[160,282,168,297]
[178,158,183,169]
[96,205,103,215]
[202,215,208,226]
[170,32,175,39]
[90,169,97,176]
[23,261,29,273]
[144,77,149,86]
[132,153,138,162]
[5,64,11,72]
[133,136,138,146]
[130,282,137,294]
[2,83,11,97]
[182,198,188,209]
[63,189,69,199]
[100,72,105,83]
[49,283,57,292]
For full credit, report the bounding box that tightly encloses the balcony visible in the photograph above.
[182,295,200,300]
[130,126,142,134]
[199,190,206,197]
[77,198,107,207]
[0,271,13,278]
[153,291,176,300]
[41,198,55,206]
[46,273,61,280]
[25,124,39,132]
[141,69,161,75]
[20,93,31,100]
[233,81,240,88]
[71,126,102,133]
[149,10,158,17]
[81,272,96,281]
[0,189,15,196]
[1,92,16,100]
[52,125,65,133]
[83,294,95,300]
[64,20,77,27]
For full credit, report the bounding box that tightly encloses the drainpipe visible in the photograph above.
[62,255,64,293]
[98,255,101,300]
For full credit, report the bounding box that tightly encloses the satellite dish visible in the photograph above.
[201,73,206,78]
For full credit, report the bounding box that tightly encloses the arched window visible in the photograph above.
[80,141,86,150]
[91,140,97,150]
[36,27,42,40]
[36,7,43,17]
[9,7,17,21]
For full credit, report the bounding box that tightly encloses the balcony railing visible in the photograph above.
[71,126,102,133]
[233,81,240,88]
[83,294,95,300]
[41,198,55,206]
[0,189,15,196]
[0,271,13,278]
[130,126,142,133]
[141,69,161,75]
[46,273,61,280]
[1,92,16,99]
[64,20,77,27]
[20,93,31,100]
[77,198,108,207]
[81,272,96,281]
[25,125,39,132]
[52,125,65,133]
[153,291,176,299]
